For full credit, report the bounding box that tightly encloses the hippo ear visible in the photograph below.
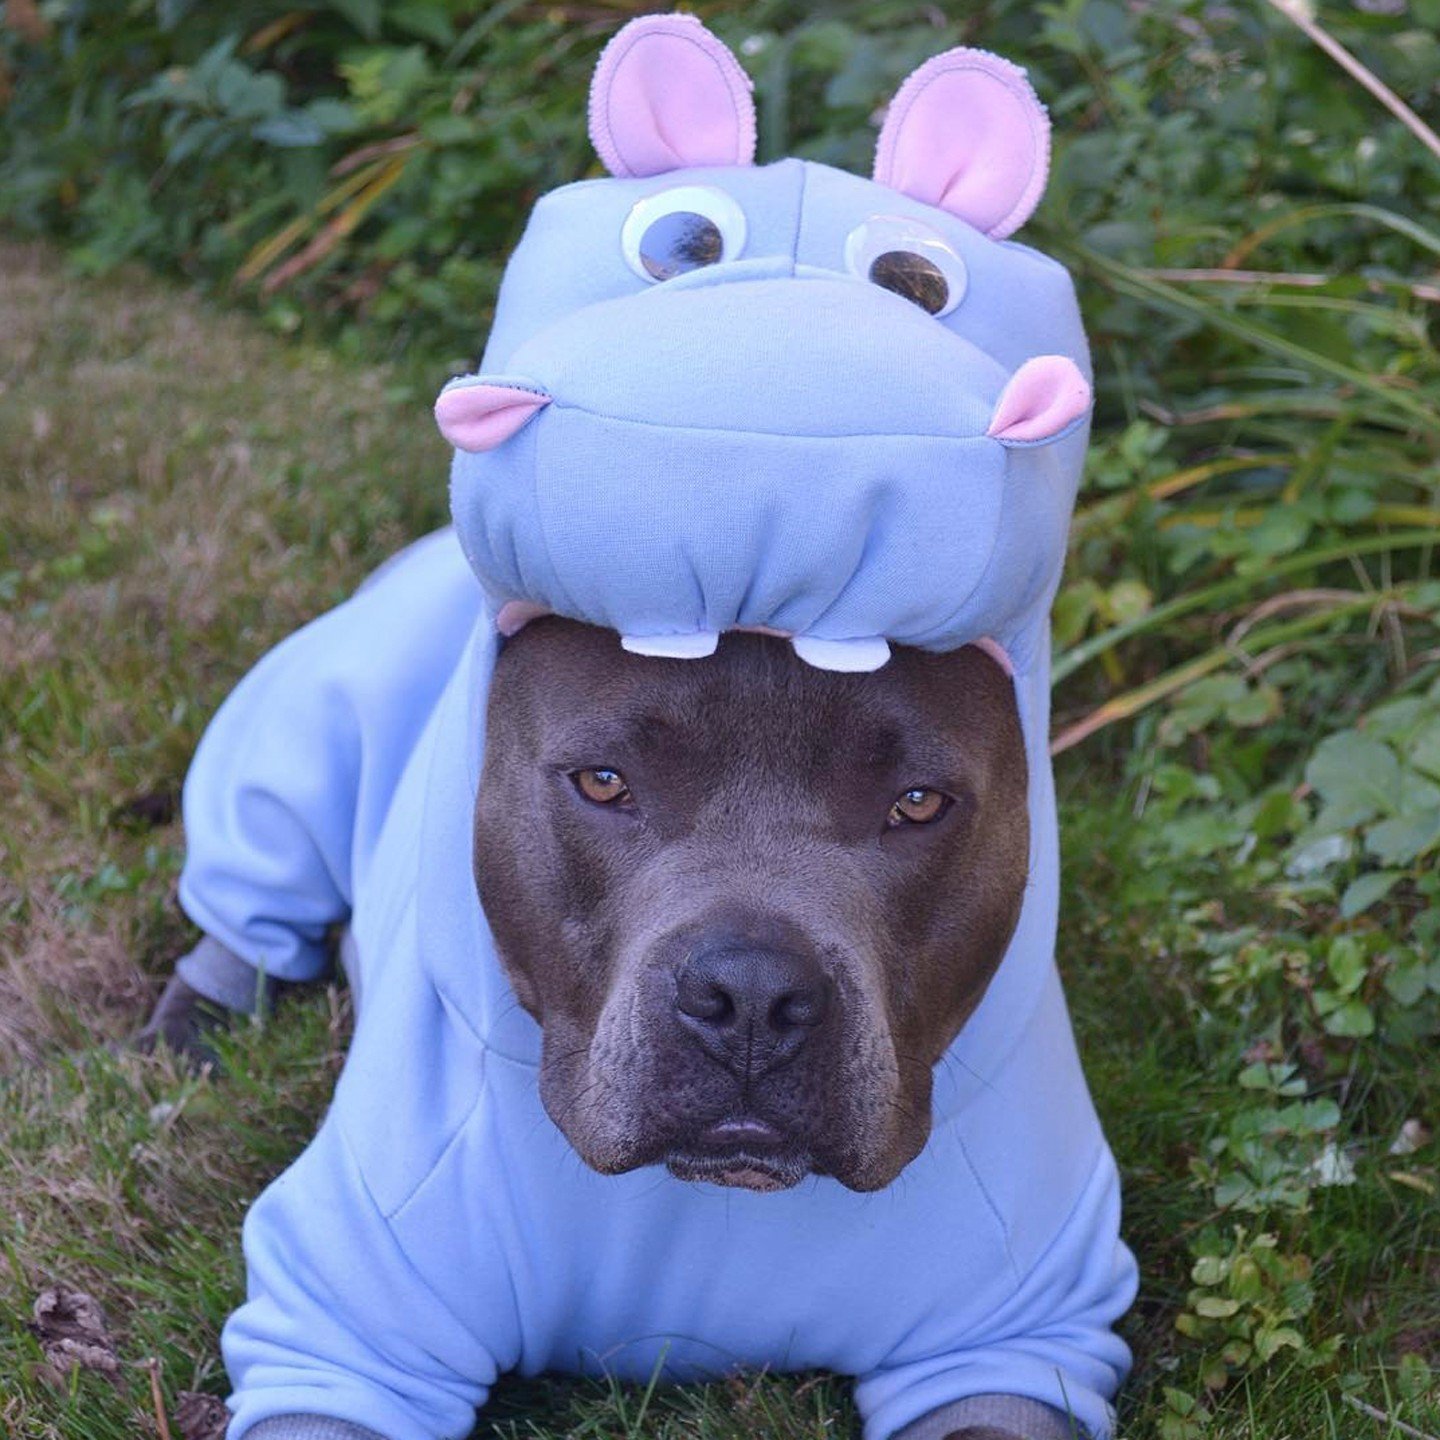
[874,48,1050,240]
[987,356,1091,444]
[436,377,551,453]
[588,13,756,179]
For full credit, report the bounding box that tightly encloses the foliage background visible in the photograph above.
[1,1,1438,1438]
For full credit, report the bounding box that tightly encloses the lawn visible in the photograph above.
[1,236,1435,1438]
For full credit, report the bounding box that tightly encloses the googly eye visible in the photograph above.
[621,185,747,284]
[844,215,968,317]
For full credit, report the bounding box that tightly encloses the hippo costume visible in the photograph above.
[175,16,1137,1440]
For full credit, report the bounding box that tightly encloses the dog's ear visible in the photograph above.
[873,48,1050,240]
[588,13,756,178]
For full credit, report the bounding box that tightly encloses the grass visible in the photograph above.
[1,237,1436,1440]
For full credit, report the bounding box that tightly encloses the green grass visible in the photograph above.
[1,237,1436,1440]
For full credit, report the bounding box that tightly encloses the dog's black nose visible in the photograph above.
[674,945,832,1077]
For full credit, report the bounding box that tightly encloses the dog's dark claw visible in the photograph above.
[132,974,234,1070]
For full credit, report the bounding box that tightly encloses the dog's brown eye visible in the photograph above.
[574,768,631,805]
[888,787,949,827]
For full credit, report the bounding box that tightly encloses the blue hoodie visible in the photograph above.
[176,17,1137,1440]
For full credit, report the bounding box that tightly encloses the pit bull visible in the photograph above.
[147,16,1137,1439]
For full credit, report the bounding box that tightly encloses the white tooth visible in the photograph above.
[790,635,891,672]
[620,631,720,660]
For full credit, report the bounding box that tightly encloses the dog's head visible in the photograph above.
[474,619,1027,1193]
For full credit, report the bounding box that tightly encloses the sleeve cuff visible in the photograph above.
[175,935,281,1014]
[242,1417,389,1440]
[891,1392,1083,1440]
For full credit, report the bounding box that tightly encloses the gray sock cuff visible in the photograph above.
[174,935,276,1015]
[891,1392,1086,1440]
[241,1415,389,1440]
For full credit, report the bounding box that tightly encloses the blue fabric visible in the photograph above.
[450,159,1089,655]
[174,116,1135,1440]
[178,529,481,982]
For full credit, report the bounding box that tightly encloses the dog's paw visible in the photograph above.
[131,974,232,1070]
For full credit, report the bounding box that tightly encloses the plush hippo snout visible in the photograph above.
[441,274,1087,669]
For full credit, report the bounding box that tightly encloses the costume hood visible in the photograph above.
[420,12,1090,1079]
[440,18,1089,674]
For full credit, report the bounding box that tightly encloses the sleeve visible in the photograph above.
[855,1149,1137,1440]
[178,530,480,984]
[178,607,369,984]
[245,1420,387,1440]
[223,1118,512,1440]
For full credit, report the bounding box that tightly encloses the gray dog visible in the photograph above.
[142,526,1131,1440]
[473,618,1030,1195]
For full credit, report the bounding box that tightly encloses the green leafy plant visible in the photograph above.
[1191,1063,1346,1213]
[1174,1227,1338,1390]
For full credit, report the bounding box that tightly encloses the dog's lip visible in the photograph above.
[664,1145,808,1192]
[696,1116,786,1152]
[665,1116,807,1191]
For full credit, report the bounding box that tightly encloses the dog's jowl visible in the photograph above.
[159,13,1138,1440]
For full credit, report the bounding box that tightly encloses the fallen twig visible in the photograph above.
[146,1357,173,1440]
[1343,1392,1440,1440]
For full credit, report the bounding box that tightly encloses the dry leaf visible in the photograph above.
[5,0,51,44]
[1390,1118,1431,1156]
[175,1390,231,1440]
[29,1286,122,1386]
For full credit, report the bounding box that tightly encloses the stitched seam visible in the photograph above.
[537,401,992,441]
[1007,1138,1111,1296]
[335,1117,510,1346]
[953,1128,1020,1283]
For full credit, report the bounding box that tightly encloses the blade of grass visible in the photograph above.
[1224,202,1440,270]
[1160,503,1440,531]
[1265,0,1440,164]
[1051,590,1416,753]
[242,12,308,55]
[1058,242,1440,435]
[1281,412,1354,504]
[1052,529,1440,684]
[258,154,411,294]
[236,156,402,286]
[1073,455,1294,536]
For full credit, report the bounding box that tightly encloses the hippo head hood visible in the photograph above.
[424,13,1090,1088]
[437,12,1089,682]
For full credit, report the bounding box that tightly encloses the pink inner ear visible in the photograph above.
[987,356,1091,443]
[874,47,1050,240]
[588,13,756,178]
[434,382,550,453]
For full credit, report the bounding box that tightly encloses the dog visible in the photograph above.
[148,16,1137,1440]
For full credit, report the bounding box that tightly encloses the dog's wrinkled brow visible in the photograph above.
[538,711,683,770]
